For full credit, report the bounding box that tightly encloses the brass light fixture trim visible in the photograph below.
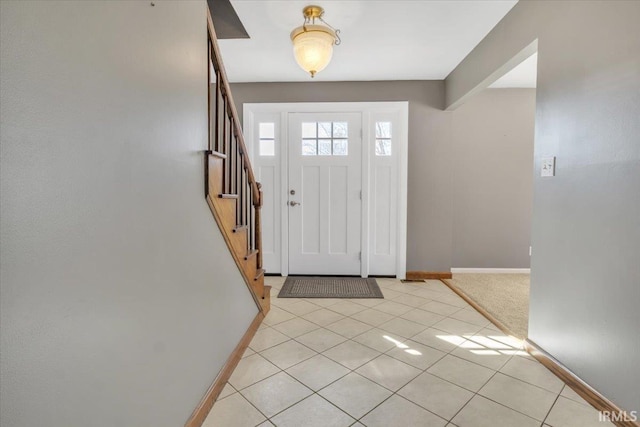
[302,5,324,20]
[290,5,341,78]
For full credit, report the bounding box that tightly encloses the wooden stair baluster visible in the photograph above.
[221,97,227,192]
[214,70,221,152]
[255,183,263,272]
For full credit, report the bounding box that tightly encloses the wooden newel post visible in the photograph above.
[255,182,263,270]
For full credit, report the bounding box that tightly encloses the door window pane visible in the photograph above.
[333,122,348,138]
[260,140,275,156]
[375,122,392,138]
[260,122,275,139]
[302,122,317,138]
[333,139,348,155]
[302,139,317,155]
[375,139,391,156]
[318,139,332,155]
[318,122,332,138]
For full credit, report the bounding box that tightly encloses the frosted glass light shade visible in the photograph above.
[290,24,336,77]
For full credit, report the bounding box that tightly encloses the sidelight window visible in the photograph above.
[375,121,392,156]
[259,122,275,156]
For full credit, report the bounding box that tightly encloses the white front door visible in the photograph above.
[287,113,362,275]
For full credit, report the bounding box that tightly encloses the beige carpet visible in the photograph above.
[444,274,529,339]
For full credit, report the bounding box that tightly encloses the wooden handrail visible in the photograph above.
[206,14,260,207]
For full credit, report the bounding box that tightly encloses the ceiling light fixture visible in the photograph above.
[290,5,341,78]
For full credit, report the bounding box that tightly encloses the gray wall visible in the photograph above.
[452,89,536,268]
[0,2,258,427]
[447,0,640,412]
[231,81,454,271]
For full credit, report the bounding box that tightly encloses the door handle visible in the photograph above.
[289,201,300,206]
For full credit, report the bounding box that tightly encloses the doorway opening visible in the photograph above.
[446,46,538,339]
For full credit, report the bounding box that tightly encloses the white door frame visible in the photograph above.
[244,102,408,279]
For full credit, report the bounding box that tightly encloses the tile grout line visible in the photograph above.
[541,390,563,426]
[456,368,539,423]
[260,370,356,425]
[353,381,450,426]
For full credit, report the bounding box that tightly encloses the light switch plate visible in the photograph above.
[541,156,556,177]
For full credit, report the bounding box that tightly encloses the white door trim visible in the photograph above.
[244,102,408,279]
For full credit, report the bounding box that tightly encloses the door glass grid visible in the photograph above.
[375,121,392,156]
[302,122,348,156]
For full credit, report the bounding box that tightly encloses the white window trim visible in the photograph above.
[243,102,408,279]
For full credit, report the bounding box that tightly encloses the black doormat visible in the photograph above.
[278,276,384,299]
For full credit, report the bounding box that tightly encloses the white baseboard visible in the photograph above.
[450,268,531,274]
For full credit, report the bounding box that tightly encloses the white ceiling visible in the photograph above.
[219,0,518,83]
[489,52,538,88]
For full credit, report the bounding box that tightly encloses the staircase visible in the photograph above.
[205,14,270,314]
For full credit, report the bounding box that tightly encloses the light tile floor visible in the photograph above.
[204,277,613,427]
